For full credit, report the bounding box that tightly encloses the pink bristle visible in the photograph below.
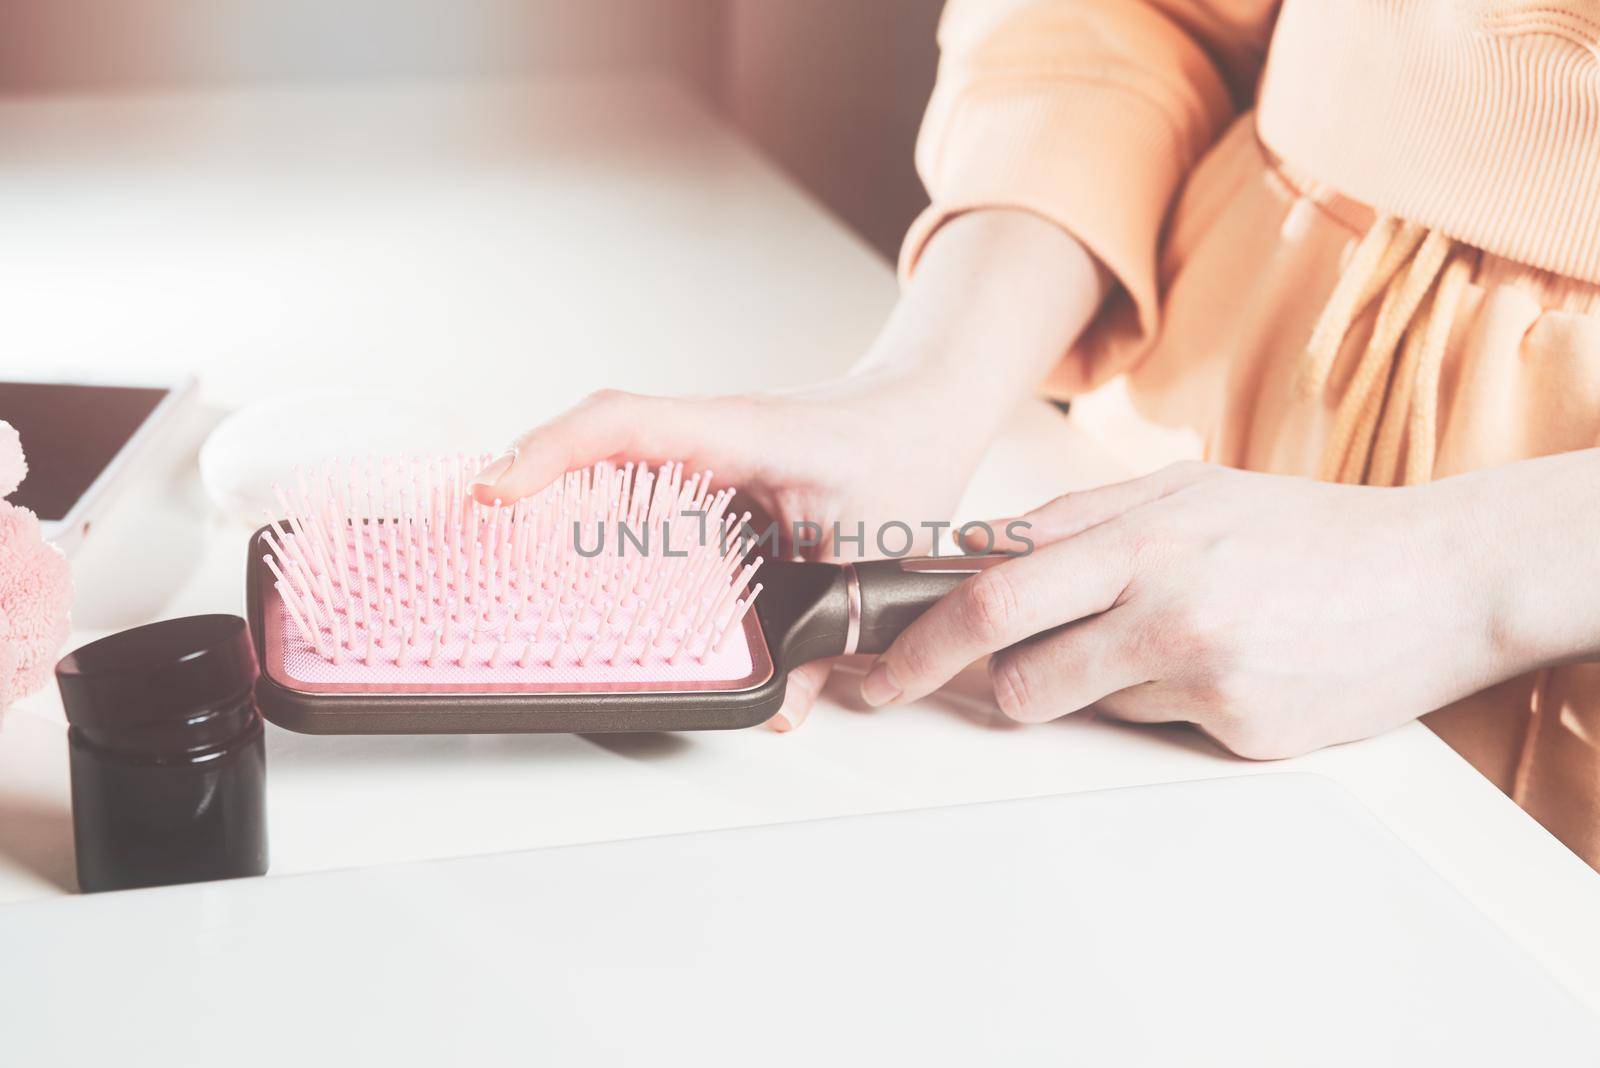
[490,633,510,669]
[692,558,763,656]
[328,611,344,665]
[263,457,764,685]
[351,500,372,631]
[382,519,400,603]
[267,560,316,644]
[497,504,515,599]
[384,597,400,658]
[715,584,763,655]
[267,517,316,587]
[263,531,321,630]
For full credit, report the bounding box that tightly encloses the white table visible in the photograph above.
[5,776,1596,1066]
[3,78,1598,1019]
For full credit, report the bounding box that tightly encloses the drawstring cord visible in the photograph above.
[1304,215,1554,816]
[1382,251,1473,483]
[1301,215,1474,486]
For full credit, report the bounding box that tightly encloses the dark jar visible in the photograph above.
[56,614,268,893]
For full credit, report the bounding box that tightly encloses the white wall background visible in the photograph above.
[0,0,720,93]
[0,0,945,262]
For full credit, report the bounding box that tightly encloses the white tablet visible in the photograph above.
[0,371,193,555]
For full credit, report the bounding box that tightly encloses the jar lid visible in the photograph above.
[56,614,258,736]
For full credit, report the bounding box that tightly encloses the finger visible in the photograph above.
[1090,681,1184,724]
[1093,684,1299,759]
[958,460,1215,553]
[767,660,831,732]
[862,521,1133,708]
[470,390,737,505]
[985,609,1150,724]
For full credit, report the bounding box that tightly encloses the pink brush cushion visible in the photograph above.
[0,420,73,714]
[277,601,756,688]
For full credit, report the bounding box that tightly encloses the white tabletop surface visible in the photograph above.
[2,77,1598,1020]
[4,775,1595,1066]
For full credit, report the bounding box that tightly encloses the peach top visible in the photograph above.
[901,0,1600,866]
[902,0,1600,352]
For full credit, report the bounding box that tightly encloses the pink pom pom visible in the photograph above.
[0,501,72,712]
[0,626,20,713]
[0,420,24,499]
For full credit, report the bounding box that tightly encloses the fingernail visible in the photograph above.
[766,710,793,733]
[468,452,515,499]
[861,661,901,707]
[958,523,1003,554]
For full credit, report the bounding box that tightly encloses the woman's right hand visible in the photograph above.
[471,208,1111,730]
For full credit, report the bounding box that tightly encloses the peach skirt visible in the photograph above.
[1073,115,1600,866]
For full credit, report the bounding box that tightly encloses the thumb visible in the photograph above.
[470,390,734,505]
[766,660,832,733]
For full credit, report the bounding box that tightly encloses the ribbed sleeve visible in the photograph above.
[902,0,1280,366]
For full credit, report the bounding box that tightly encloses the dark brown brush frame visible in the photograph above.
[246,523,988,735]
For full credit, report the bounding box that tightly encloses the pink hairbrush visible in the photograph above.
[246,456,992,733]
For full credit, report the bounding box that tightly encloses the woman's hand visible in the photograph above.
[472,374,985,729]
[470,208,1111,730]
[864,461,1523,758]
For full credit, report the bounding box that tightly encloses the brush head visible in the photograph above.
[248,455,783,733]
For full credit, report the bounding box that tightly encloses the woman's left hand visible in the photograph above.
[861,461,1510,758]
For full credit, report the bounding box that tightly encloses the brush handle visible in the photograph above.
[844,555,1010,657]
[764,554,1012,670]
